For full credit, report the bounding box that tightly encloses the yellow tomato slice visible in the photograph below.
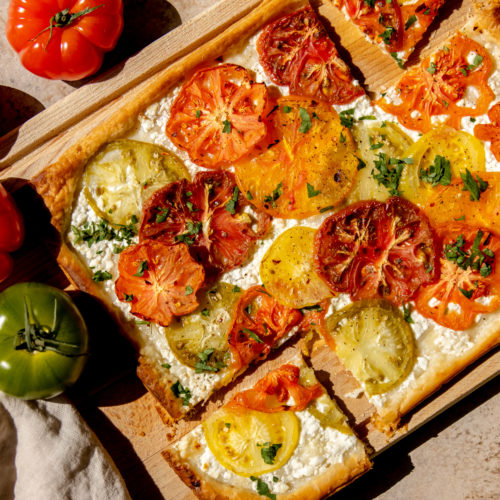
[203,407,299,477]
[260,226,332,308]
[325,299,416,395]
[164,282,242,370]
[348,121,413,203]
[399,126,485,205]
[235,96,358,219]
[424,172,500,234]
[84,140,188,225]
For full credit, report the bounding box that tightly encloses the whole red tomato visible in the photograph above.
[6,0,123,81]
[0,184,24,283]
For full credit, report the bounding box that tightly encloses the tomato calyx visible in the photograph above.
[14,297,87,358]
[30,4,104,50]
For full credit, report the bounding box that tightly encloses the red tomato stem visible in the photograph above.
[29,4,104,51]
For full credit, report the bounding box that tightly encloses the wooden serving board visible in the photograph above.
[0,0,499,498]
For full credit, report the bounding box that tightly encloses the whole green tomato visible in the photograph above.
[0,282,88,399]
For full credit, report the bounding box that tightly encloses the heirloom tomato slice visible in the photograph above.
[235,96,358,219]
[474,102,500,161]
[348,121,413,203]
[424,172,500,235]
[165,64,269,169]
[115,240,204,327]
[83,140,188,225]
[257,6,364,104]
[414,224,500,330]
[140,171,270,279]
[325,299,416,395]
[314,197,439,305]
[398,126,485,205]
[227,364,323,413]
[203,407,299,477]
[163,282,242,370]
[376,33,494,132]
[260,226,332,309]
[227,287,302,371]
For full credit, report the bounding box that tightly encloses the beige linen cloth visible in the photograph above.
[0,393,130,500]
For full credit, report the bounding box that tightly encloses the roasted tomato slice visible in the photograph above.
[474,102,500,161]
[226,364,323,413]
[165,64,269,169]
[257,6,364,105]
[115,240,204,327]
[414,224,500,330]
[314,197,439,305]
[235,96,358,219]
[140,171,270,279]
[227,286,303,371]
[376,33,494,132]
[339,0,404,53]
[423,172,500,235]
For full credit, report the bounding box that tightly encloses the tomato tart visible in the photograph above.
[31,0,500,496]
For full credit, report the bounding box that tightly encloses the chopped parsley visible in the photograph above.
[92,270,112,282]
[426,61,436,74]
[460,68,468,77]
[186,201,197,213]
[155,207,170,223]
[405,15,417,30]
[225,422,231,428]
[249,476,275,500]
[282,105,292,113]
[246,190,253,200]
[201,308,210,317]
[134,260,148,277]
[319,205,333,213]
[340,131,346,143]
[460,169,489,201]
[185,285,194,295]
[273,477,279,483]
[379,26,395,45]
[419,155,451,187]
[175,220,202,245]
[71,217,137,248]
[195,109,201,118]
[402,303,414,324]
[371,153,411,196]
[233,285,241,293]
[195,348,226,373]
[307,183,320,198]
[241,328,264,343]
[299,304,323,312]
[162,363,171,369]
[359,115,376,121]
[170,380,191,406]
[339,108,355,128]
[466,54,483,71]
[298,107,312,133]
[264,182,283,208]
[455,215,466,221]
[222,120,232,133]
[458,287,474,299]
[391,52,404,69]
[444,230,494,278]
[124,293,134,302]
[356,156,367,170]
[258,442,282,465]
[225,186,240,215]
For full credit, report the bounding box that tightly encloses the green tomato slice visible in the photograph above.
[83,139,189,225]
[164,282,243,371]
[325,299,416,395]
[0,283,88,400]
[348,121,413,203]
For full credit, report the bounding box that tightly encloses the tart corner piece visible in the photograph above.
[163,357,371,499]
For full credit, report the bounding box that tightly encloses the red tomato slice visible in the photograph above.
[257,6,364,105]
[227,286,303,371]
[115,240,205,327]
[165,64,270,169]
[314,197,439,305]
[0,184,24,253]
[414,224,500,330]
[6,0,123,81]
[226,364,323,413]
[140,171,271,279]
[376,33,494,132]
[340,0,404,52]
[474,102,500,161]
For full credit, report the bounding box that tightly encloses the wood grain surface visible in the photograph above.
[0,0,498,498]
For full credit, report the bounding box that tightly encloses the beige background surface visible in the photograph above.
[0,0,499,498]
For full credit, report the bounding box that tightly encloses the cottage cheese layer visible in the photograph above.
[173,397,362,495]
